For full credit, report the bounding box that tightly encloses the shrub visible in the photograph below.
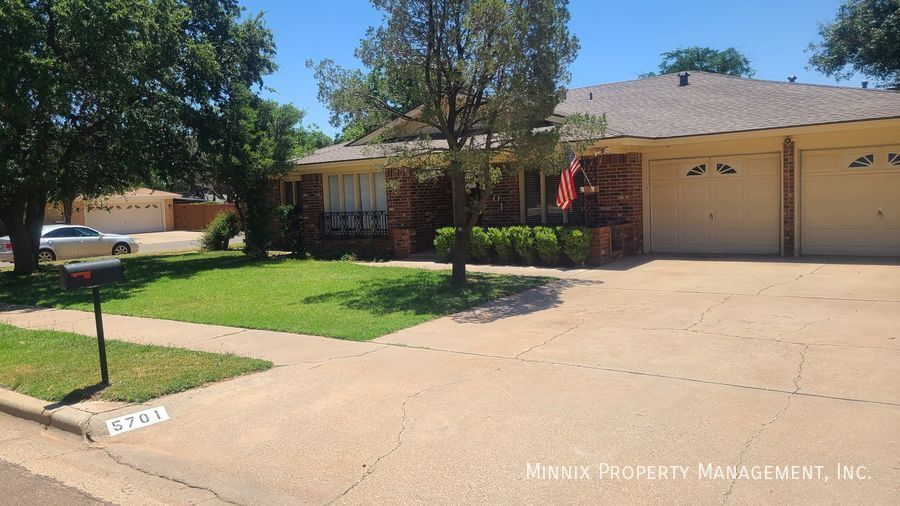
[434,227,455,262]
[275,205,303,255]
[200,212,239,251]
[533,226,560,265]
[468,227,492,262]
[487,227,514,263]
[558,226,591,265]
[508,226,535,264]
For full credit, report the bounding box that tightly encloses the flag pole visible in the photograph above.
[567,143,596,188]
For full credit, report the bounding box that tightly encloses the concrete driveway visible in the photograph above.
[0,231,233,269]
[2,256,898,504]
[131,230,242,254]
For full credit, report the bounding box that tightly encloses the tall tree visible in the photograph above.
[639,47,754,78]
[0,0,275,274]
[313,0,602,285]
[808,0,900,88]
[203,88,304,258]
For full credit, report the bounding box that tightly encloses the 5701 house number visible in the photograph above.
[106,406,170,436]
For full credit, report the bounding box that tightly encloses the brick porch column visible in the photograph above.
[782,138,796,256]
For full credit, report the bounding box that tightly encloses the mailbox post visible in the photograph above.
[60,259,124,384]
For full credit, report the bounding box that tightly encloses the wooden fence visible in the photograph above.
[174,203,236,231]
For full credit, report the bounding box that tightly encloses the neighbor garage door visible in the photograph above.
[800,146,900,256]
[650,153,781,254]
[86,201,165,234]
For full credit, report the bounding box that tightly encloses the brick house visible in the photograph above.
[279,71,900,262]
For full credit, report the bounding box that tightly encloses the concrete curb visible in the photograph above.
[0,388,95,438]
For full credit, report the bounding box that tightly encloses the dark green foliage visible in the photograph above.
[0,0,278,274]
[310,0,599,285]
[508,226,536,264]
[200,212,239,251]
[557,226,591,265]
[276,204,303,255]
[468,227,492,262]
[808,0,900,88]
[533,226,560,265]
[487,227,514,263]
[640,47,754,78]
[434,227,456,261]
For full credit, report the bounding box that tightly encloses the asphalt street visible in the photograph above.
[0,459,107,505]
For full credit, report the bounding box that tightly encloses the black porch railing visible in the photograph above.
[320,211,388,238]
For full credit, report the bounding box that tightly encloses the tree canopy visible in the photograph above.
[808,0,900,88]
[312,0,602,284]
[639,46,755,78]
[201,87,307,258]
[0,0,290,273]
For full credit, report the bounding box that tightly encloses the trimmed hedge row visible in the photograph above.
[434,225,591,266]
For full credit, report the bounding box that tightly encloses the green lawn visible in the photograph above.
[0,324,271,403]
[0,251,548,340]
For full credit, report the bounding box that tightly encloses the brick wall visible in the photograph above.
[481,172,521,226]
[385,167,453,253]
[782,138,795,255]
[582,152,643,254]
[298,174,324,242]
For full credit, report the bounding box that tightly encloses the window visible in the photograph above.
[889,153,900,166]
[523,171,584,226]
[716,163,738,175]
[325,171,387,212]
[848,154,874,168]
[43,228,80,238]
[282,181,294,205]
[686,164,706,176]
[75,227,100,237]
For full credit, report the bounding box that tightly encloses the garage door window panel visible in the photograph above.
[848,154,874,168]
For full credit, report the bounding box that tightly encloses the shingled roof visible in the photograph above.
[296,71,900,166]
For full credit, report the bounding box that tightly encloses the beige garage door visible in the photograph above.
[86,201,165,234]
[650,153,781,254]
[801,146,900,256]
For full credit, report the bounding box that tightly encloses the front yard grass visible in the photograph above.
[0,324,272,403]
[0,251,548,340]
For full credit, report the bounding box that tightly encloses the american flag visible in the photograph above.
[556,146,583,210]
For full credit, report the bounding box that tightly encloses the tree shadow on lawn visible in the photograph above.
[0,251,258,308]
[301,271,600,324]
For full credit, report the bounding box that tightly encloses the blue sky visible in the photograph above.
[239,0,860,137]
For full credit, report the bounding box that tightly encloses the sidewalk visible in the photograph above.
[0,304,381,367]
[0,303,386,438]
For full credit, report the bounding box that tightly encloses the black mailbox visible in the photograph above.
[60,259,123,291]
[58,259,124,385]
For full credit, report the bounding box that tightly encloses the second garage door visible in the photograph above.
[800,146,900,256]
[86,201,165,234]
[650,153,781,254]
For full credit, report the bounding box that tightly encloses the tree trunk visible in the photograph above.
[449,170,469,286]
[0,195,37,275]
[62,199,74,224]
[25,193,46,268]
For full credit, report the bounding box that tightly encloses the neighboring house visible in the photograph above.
[281,71,900,261]
[46,188,180,234]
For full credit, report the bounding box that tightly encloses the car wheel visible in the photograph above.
[112,243,131,255]
[37,249,56,262]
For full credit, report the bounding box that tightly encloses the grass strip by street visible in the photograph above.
[0,323,272,403]
[0,250,549,341]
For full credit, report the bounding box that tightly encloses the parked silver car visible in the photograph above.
[0,225,139,263]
